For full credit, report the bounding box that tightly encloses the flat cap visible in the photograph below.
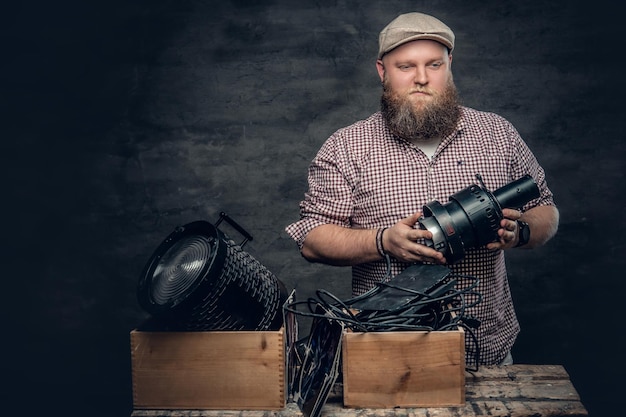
[378,12,455,58]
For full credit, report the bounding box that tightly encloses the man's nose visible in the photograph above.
[413,67,428,85]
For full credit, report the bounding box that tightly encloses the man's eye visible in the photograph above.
[430,62,443,69]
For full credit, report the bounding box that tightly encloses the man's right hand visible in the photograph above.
[383,212,447,265]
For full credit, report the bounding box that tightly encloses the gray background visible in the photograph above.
[2,0,623,416]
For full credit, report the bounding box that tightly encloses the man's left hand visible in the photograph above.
[486,208,522,250]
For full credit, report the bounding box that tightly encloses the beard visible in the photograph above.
[380,76,462,142]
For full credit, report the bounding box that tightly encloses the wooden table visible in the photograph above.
[131,364,588,417]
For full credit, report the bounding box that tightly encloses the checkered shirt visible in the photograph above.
[286,107,556,365]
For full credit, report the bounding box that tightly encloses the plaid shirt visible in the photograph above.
[286,107,555,365]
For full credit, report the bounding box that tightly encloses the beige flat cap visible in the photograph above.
[378,12,455,58]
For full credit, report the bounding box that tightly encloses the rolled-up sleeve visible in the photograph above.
[285,132,355,248]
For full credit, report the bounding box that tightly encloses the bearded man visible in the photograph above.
[286,12,559,366]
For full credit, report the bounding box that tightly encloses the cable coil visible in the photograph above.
[285,262,482,369]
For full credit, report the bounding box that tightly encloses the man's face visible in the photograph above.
[376,39,453,109]
[377,39,460,142]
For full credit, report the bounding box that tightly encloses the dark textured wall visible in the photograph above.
[2,1,624,416]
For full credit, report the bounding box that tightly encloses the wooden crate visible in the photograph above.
[341,328,465,408]
[130,327,285,410]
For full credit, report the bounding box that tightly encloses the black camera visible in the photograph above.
[418,174,540,263]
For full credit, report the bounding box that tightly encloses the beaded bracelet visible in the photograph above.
[376,227,388,258]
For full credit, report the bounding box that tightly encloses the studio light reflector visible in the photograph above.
[137,213,287,331]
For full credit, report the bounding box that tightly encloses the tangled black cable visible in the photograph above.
[284,260,483,370]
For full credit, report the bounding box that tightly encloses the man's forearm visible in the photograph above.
[300,224,382,266]
[520,205,559,248]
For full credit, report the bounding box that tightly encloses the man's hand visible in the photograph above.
[486,205,559,251]
[486,208,523,250]
[383,212,446,264]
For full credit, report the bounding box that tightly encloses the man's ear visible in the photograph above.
[376,59,385,83]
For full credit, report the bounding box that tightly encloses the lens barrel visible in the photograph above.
[492,175,541,209]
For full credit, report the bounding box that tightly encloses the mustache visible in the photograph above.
[408,87,434,95]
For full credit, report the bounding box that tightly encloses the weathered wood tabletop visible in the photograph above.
[131,364,588,417]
